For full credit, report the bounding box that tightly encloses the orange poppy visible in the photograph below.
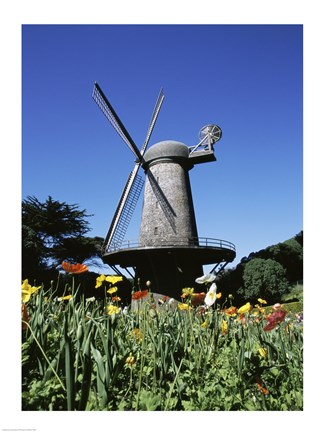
[256,382,269,395]
[191,292,206,307]
[62,261,89,274]
[22,304,30,330]
[256,376,269,395]
[225,306,237,316]
[132,290,149,300]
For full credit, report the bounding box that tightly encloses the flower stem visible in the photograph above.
[22,320,66,391]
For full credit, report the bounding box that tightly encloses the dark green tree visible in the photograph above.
[294,230,303,247]
[267,238,303,282]
[51,236,103,265]
[239,258,289,303]
[216,264,245,303]
[22,196,103,280]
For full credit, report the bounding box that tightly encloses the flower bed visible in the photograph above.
[21,268,303,411]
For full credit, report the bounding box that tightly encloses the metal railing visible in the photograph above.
[105,237,236,253]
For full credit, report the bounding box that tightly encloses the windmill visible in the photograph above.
[92,82,236,298]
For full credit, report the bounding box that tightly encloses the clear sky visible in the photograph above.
[22,24,303,271]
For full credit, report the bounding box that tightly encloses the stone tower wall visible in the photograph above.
[139,158,199,247]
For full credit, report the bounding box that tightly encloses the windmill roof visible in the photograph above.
[143,140,189,166]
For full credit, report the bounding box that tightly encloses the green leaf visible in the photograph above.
[91,344,107,406]
[64,317,75,411]
[138,389,161,411]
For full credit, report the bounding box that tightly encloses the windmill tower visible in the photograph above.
[92,83,235,298]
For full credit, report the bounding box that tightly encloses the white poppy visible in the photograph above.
[204,283,217,307]
[195,273,216,284]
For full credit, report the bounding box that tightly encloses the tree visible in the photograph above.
[239,258,289,304]
[216,264,245,303]
[22,195,103,280]
[243,233,303,283]
[51,236,103,265]
[294,230,303,247]
[267,239,303,282]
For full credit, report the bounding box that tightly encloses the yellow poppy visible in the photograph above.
[237,302,251,314]
[258,347,268,358]
[95,274,106,288]
[106,304,121,315]
[178,303,192,311]
[258,298,267,305]
[105,275,123,284]
[21,279,41,303]
[107,286,118,294]
[58,294,73,301]
[221,320,228,334]
[181,287,195,298]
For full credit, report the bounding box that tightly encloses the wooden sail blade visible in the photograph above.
[102,164,144,253]
[92,82,143,162]
[141,88,164,154]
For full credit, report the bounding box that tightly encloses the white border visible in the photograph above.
[1,1,322,430]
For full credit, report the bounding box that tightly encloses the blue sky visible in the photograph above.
[22,24,303,271]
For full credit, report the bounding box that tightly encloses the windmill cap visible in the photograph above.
[143,140,190,168]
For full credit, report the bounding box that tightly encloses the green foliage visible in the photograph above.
[240,258,289,303]
[22,195,91,242]
[278,301,303,314]
[217,232,303,300]
[267,238,303,282]
[281,283,303,303]
[22,195,103,280]
[22,278,303,411]
[52,236,103,265]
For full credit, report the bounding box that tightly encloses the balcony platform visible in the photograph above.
[102,237,236,298]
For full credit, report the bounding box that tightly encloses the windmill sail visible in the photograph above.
[92,82,143,162]
[93,82,164,254]
[102,163,144,253]
[141,88,164,153]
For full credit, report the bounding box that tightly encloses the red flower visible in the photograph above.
[263,309,287,331]
[191,292,206,307]
[132,290,149,300]
[263,321,277,331]
[62,261,89,274]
